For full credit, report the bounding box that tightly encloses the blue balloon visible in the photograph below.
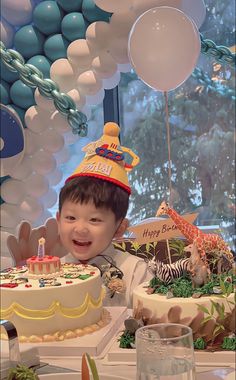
[0,61,19,83]
[0,80,11,105]
[61,12,88,41]
[56,0,83,12]
[27,55,51,78]
[0,104,25,177]
[33,1,64,35]
[44,34,69,62]
[10,80,35,109]
[82,0,111,23]
[14,25,45,59]
[8,104,26,126]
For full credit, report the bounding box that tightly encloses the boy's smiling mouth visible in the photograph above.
[73,240,91,247]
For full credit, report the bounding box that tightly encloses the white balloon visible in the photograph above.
[0,229,13,256]
[94,0,132,13]
[80,105,92,120]
[103,71,121,89]
[24,173,49,197]
[19,196,44,222]
[1,0,33,26]
[33,210,53,228]
[181,0,206,29]
[63,131,79,145]
[8,156,32,180]
[77,70,103,96]
[53,146,70,165]
[24,129,39,155]
[0,18,14,48]
[117,62,132,73]
[91,51,117,79]
[108,37,129,64]
[25,106,53,133]
[34,88,55,111]
[110,10,137,38]
[50,59,76,93]
[39,188,57,209]
[31,149,57,175]
[0,203,21,229]
[67,89,86,110]
[49,111,71,134]
[86,21,111,51]
[39,128,65,153]
[67,39,95,69]
[1,179,26,204]
[132,0,206,28]
[86,88,105,105]
[46,167,63,186]
[132,0,181,18]
[128,7,201,91]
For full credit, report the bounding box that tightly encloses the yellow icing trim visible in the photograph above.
[0,288,105,320]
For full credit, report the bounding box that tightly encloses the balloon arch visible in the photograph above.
[0,0,217,234]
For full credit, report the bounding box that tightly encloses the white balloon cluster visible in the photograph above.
[0,0,206,232]
[0,99,68,230]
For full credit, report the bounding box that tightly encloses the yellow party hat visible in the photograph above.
[66,122,140,194]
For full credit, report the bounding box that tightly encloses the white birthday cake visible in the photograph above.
[0,255,108,343]
[132,284,235,346]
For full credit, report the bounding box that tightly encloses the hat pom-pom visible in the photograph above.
[103,122,120,137]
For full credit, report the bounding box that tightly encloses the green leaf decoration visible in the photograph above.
[193,337,206,350]
[201,315,213,325]
[213,325,223,337]
[78,274,91,280]
[219,278,226,294]
[197,304,210,315]
[145,243,151,253]
[226,283,233,297]
[221,337,236,351]
[7,364,39,380]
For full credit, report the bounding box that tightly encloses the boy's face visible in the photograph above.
[56,200,122,262]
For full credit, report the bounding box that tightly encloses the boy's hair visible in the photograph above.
[58,176,129,221]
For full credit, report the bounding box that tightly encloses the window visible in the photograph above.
[118,0,235,249]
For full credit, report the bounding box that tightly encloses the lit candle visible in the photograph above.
[38,237,45,258]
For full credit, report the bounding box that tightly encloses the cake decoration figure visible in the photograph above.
[156,200,234,266]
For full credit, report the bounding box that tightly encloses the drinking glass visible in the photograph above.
[136,323,196,380]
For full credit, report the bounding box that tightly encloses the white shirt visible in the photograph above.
[63,244,152,308]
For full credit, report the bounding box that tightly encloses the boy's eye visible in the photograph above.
[90,218,102,223]
[66,216,75,220]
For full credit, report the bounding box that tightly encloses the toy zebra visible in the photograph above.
[148,257,190,285]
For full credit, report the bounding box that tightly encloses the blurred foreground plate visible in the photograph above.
[39,373,130,380]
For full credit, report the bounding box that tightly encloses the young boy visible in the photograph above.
[57,122,151,307]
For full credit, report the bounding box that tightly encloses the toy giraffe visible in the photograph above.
[156,201,234,265]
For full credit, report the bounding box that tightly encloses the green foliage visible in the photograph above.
[151,273,236,299]
[168,239,187,258]
[118,331,135,349]
[7,364,39,380]
[197,274,235,342]
[194,337,207,350]
[221,336,236,351]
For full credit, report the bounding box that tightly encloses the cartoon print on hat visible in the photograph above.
[66,122,140,194]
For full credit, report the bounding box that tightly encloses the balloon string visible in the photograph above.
[164,91,172,206]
